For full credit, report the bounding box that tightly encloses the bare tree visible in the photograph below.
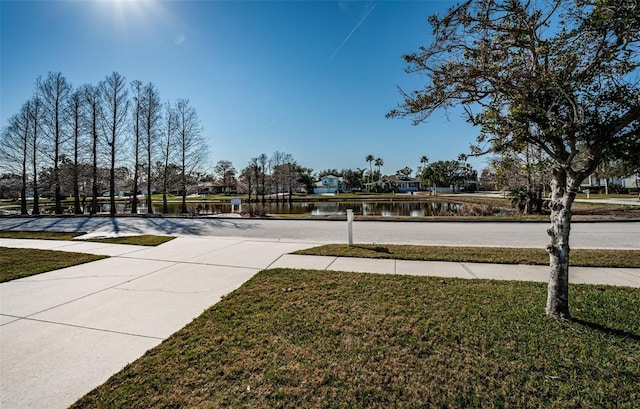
[30,97,42,215]
[142,82,161,214]
[0,101,33,214]
[214,160,235,194]
[67,89,85,214]
[240,157,260,202]
[175,98,207,214]
[83,85,102,215]
[160,101,177,214]
[130,80,143,214]
[99,72,129,215]
[37,72,72,214]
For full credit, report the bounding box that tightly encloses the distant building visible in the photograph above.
[386,175,422,193]
[314,175,343,194]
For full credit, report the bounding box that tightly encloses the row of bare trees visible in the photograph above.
[0,71,208,215]
[238,151,312,203]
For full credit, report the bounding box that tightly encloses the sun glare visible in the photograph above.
[92,0,175,41]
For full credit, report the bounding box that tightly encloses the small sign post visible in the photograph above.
[231,198,242,213]
[346,209,354,246]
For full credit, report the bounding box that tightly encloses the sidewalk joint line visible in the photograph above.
[325,256,339,270]
[21,261,181,320]
[17,317,164,340]
[461,263,478,278]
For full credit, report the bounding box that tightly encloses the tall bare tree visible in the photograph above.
[30,97,42,215]
[83,85,102,215]
[130,80,143,214]
[99,72,129,215]
[37,72,71,214]
[0,101,32,215]
[142,83,161,213]
[67,89,85,214]
[388,0,640,319]
[175,98,206,214]
[160,101,177,214]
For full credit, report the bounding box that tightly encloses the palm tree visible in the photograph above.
[375,157,384,183]
[420,155,430,194]
[365,154,374,191]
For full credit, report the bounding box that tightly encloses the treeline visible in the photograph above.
[0,71,208,215]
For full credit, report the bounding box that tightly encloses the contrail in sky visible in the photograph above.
[330,3,377,60]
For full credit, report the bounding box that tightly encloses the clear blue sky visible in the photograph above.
[1,0,486,176]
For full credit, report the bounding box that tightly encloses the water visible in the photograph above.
[1,200,461,217]
[132,200,460,216]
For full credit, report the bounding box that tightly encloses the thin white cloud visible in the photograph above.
[330,3,377,60]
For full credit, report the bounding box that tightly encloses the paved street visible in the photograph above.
[0,216,638,249]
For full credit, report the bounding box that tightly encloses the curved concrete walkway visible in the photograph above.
[1,236,639,408]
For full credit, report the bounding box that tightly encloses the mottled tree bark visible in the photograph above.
[545,168,579,319]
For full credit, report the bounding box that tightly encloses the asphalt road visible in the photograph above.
[0,216,638,249]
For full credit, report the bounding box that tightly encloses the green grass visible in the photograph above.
[71,268,640,408]
[0,230,82,241]
[0,230,174,246]
[0,247,106,282]
[294,244,640,268]
[83,235,174,246]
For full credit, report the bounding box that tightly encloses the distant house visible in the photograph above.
[581,173,639,191]
[193,180,247,195]
[314,175,343,194]
[387,175,422,193]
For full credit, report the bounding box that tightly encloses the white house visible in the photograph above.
[386,175,422,193]
[314,175,343,194]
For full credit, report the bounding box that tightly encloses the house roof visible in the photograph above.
[386,175,421,183]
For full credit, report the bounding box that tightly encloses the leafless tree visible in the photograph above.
[37,72,71,214]
[67,89,85,214]
[99,72,129,215]
[83,85,102,215]
[0,101,32,214]
[142,82,161,213]
[160,101,177,214]
[30,97,42,215]
[130,80,143,214]
[175,98,207,213]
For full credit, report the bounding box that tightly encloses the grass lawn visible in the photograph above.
[0,247,106,282]
[295,244,640,268]
[82,235,174,246]
[0,230,174,246]
[72,268,640,408]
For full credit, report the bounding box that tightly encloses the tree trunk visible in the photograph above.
[91,124,98,215]
[20,128,28,215]
[146,148,153,214]
[545,168,578,319]
[110,141,116,216]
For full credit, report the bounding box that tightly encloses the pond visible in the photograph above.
[2,200,461,217]
[125,200,460,217]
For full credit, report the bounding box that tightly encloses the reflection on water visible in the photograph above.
[4,200,460,217]
[128,200,460,216]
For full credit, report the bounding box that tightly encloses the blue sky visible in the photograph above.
[1,0,485,176]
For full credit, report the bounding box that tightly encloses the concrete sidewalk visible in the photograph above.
[1,236,639,408]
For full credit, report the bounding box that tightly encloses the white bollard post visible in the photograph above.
[346,209,354,246]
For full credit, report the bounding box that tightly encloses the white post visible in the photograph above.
[346,208,354,246]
